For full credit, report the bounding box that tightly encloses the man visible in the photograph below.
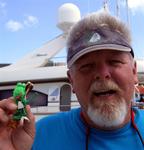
[0,11,144,150]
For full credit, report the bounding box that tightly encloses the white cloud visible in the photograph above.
[0,1,6,8]
[120,0,144,15]
[5,20,23,32]
[128,0,144,13]
[0,1,7,16]
[128,0,144,9]
[24,15,39,27]
[5,15,39,32]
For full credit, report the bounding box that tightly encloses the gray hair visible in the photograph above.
[66,11,133,68]
[67,11,131,48]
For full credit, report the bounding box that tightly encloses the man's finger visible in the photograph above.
[23,105,35,139]
[0,98,17,112]
[0,108,9,124]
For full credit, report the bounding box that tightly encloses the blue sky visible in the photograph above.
[0,0,144,64]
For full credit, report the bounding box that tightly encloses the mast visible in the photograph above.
[126,0,130,26]
[116,0,120,18]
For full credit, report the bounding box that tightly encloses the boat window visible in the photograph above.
[60,84,71,111]
[27,90,48,107]
[0,89,48,107]
[0,89,13,99]
[48,86,60,102]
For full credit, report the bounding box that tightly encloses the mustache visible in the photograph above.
[90,80,121,93]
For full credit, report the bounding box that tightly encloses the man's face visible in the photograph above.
[68,50,138,129]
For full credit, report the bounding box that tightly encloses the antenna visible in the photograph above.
[57,3,81,32]
[103,0,109,12]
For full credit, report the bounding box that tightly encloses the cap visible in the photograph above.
[67,12,134,68]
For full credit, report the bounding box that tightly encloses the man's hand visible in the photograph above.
[0,97,35,150]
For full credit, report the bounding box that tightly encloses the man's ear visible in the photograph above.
[67,70,75,93]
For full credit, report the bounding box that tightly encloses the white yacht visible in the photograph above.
[0,3,81,119]
[0,2,144,119]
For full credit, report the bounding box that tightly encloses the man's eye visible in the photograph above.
[79,64,94,71]
[110,60,124,65]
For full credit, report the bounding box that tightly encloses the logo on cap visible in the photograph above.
[89,32,101,43]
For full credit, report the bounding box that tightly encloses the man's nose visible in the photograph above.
[93,64,111,80]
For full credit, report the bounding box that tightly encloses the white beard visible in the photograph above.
[87,98,127,128]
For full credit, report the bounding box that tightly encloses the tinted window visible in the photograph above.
[0,90,48,107]
[27,90,48,107]
[0,89,13,99]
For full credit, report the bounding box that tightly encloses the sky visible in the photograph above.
[0,0,144,64]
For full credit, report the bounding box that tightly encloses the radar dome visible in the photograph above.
[57,3,81,32]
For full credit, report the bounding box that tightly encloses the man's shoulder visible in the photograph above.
[32,108,82,149]
[36,107,80,128]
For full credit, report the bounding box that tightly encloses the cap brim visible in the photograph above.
[67,44,131,68]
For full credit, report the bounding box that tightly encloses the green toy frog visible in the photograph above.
[13,82,28,121]
[12,82,33,123]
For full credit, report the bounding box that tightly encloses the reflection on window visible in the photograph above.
[0,90,48,107]
[27,90,48,107]
[48,87,60,102]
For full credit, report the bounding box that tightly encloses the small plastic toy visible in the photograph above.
[12,82,33,122]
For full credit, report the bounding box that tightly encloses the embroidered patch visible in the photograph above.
[89,32,101,43]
